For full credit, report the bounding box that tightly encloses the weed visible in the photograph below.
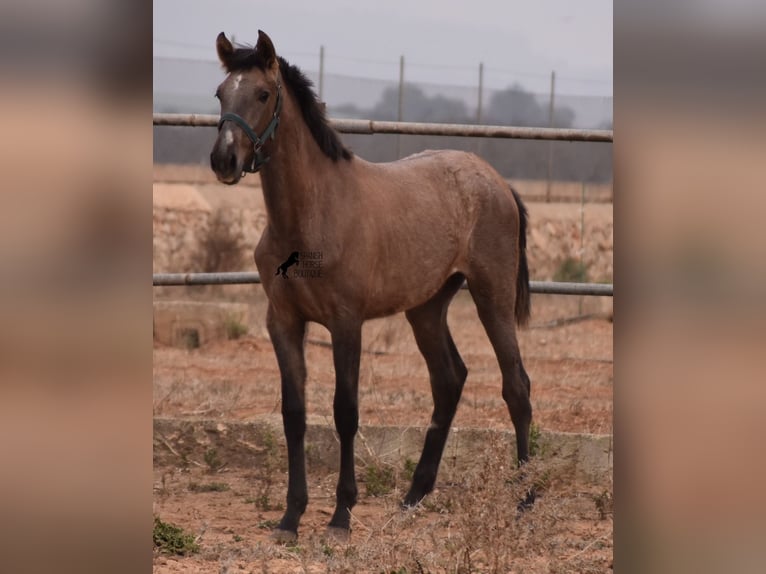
[188,481,230,493]
[244,493,282,510]
[593,489,614,519]
[180,328,200,350]
[156,473,170,498]
[191,209,247,273]
[153,516,199,556]
[554,256,589,283]
[257,519,279,530]
[365,464,396,497]
[225,316,248,340]
[252,427,281,510]
[255,493,274,511]
[204,448,223,472]
[533,469,554,493]
[261,428,278,455]
[528,421,544,457]
[402,458,417,482]
[422,496,452,514]
[232,534,243,542]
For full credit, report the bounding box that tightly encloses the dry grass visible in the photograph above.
[190,208,248,274]
[153,431,612,573]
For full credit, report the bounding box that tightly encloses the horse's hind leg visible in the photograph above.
[466,275,532,466]
[403,273,467,507]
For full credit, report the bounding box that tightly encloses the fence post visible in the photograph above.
[477,62,484,124]
[318,45,325,101]
[579,180,586,314]
[396,55,405,159]
[546,70,556,202]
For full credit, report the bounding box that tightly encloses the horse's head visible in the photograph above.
[210,31,282,184]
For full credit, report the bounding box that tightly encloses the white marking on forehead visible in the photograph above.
[223,130,234,146]
[232,73,243,91]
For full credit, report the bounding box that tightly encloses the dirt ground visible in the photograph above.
[153,292,612,572]
[154,292,612,435]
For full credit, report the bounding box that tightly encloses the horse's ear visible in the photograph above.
[216,32,234,68]
[255,30,277,70]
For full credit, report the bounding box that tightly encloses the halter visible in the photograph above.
[217,82,283,174]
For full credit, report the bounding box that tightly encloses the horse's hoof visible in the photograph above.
[324,526,350,543]
[400,493,423,510]
[271,528,298,544]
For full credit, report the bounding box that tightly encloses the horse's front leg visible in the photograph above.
[266,306,307,542]
[327,320,363,538]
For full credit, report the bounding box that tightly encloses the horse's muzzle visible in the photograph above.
[210,148,242,184]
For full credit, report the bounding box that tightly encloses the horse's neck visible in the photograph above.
[259,95,336,239]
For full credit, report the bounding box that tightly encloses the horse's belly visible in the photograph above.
[363,263,462,319]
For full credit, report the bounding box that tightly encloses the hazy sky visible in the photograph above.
[153,0,612,97]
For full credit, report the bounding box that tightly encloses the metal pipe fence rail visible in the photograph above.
[153,114,613,143]
[153,114,612,296]
[152,272,613,297]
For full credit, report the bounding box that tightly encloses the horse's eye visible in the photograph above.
[258,91,269,103]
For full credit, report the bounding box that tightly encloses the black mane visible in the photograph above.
[224,47,352,162]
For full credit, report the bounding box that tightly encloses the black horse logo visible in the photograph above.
[276,251,300,278]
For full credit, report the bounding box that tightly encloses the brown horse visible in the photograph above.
[210,30,534,542]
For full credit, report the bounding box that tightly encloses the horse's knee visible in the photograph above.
[333,402,359,438]
[281,409,306,441]
[520,365,531,394]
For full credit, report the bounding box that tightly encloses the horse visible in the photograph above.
[210,30,534,542]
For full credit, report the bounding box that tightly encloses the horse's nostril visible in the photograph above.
[228,154,237,171]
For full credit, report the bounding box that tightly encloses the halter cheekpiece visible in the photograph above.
[217,82,283,174]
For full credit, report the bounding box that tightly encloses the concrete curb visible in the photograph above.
[153,416,612,481]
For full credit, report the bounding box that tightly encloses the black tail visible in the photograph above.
[511,187,531,326]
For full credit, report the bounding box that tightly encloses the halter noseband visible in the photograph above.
[217,82,283,174]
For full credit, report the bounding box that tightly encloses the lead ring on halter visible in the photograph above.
[217,82,283,174]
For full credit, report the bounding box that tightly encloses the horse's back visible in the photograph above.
[338,149,521,316]
[354,149,518,240]
[361,149,509,197]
